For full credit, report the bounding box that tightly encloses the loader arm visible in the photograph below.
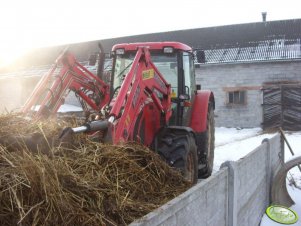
[108,47,172,143]
[22,50,110,119]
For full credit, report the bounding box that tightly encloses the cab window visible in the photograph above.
[182,52,194,97]
[151,53,178,97]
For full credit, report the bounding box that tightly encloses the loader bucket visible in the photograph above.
[0,132,53,155]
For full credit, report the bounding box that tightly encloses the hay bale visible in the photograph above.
[0,113,191,225]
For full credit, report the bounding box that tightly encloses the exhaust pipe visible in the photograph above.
[97,42,105,79]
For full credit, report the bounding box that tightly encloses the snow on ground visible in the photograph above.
[32,104,83,113]
[215,127,262,147]
[214,127,275,172]
[214,127,301,226]
[57,104,83,113]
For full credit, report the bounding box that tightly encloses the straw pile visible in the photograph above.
[0,113,191,225]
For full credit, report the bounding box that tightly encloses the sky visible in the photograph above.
[0,0,300,67]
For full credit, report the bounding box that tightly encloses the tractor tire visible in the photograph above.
[157,131,198,184]
[198,102,215,179]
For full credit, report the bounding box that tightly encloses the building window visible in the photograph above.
[227,90,246,105]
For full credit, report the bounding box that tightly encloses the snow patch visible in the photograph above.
[31,104,83,113]
[57,104,83,113]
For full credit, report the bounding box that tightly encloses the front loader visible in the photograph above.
[22,42,215,184]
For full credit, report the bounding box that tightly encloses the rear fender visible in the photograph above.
[190,90,214,133]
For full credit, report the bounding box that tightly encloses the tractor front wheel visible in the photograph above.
[157,131,198,184]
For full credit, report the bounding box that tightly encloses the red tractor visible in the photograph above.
[23,42,215,184]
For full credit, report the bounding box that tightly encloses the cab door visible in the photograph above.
[177,51,195,126]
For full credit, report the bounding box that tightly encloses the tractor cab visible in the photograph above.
[110,42,197,126]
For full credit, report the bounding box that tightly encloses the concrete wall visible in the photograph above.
[196,60,301,127]
[130,134,283,226]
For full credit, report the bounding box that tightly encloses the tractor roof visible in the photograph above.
[112,42,192,52]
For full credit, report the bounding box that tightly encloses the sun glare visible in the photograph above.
[0,0,80,69]
[0,45,30,68]
[0,1,35,68]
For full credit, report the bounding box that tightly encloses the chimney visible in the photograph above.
[262,12,267,22]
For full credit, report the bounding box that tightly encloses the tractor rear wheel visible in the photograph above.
[198,102,215,179]
[157,131,198,184]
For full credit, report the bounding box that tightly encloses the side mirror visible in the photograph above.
[179,94,190,101]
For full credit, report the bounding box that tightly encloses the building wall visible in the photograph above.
[195,60,301,127]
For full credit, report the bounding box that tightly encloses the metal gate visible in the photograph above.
[262,84,301,130]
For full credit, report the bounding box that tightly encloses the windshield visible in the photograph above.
[113,53,135,90]
[112,51,178,95]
